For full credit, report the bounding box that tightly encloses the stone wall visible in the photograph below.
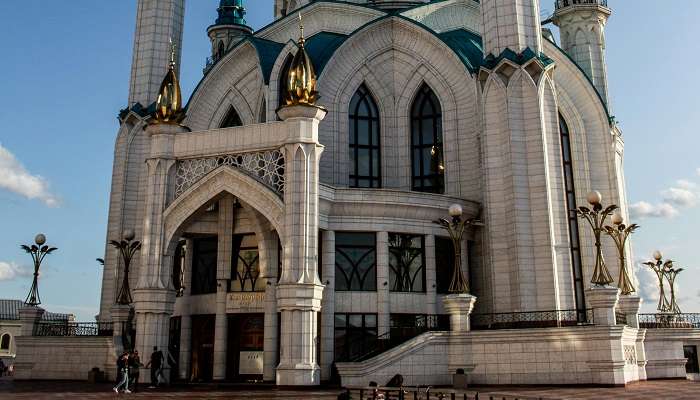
[13,337,116,381]
[337,325,649,387]
[644,329,700,380]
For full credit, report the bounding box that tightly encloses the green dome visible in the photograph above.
[215,0,247,26]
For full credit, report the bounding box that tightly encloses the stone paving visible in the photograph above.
[0,378,699,399]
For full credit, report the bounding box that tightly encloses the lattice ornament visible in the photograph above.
[175,150,285,198]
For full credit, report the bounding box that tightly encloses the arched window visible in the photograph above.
[349,84,381,188]
[259,97,267,123]
[559,114,586,320]
[411,84,444,194]
[278,54,293,113]
[217,41,225,61]
[220,106,242,128]
[0,333,10,350]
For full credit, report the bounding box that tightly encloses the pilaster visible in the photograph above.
[376,231,390,335]
[213,195,235,380]
[320,230,336,381]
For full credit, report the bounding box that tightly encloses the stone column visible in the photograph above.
[585,286,620,326]
[179,238,194,380]
[320,230,335,381]
[213,196,235,381]
[442,294,477,332]
[18,306,45,337]
[617,295,642,329]
[275,104,326,386]
[111,304,133,355]
[263,235,279,382]
[425,235,437,315]
[376,232,390,336]
[133,123,183,377]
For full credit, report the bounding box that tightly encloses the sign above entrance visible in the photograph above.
[228,292,265,307]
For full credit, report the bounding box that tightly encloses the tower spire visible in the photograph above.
[284,13,319,106]
[153,38,185,125]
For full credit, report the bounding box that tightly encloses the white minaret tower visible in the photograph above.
[128,0,185,107]
[479,0,575,314]
[552,0,612,106]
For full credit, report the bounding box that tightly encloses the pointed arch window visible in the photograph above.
[411,84,444,194]
[349,84,381,188]
[220,106,242,128]
[559,114,586,321]
[0,333,10,350]
[217,41,225,61]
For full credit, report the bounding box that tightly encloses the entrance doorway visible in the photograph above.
[190,314,215,382]
[226,313,265,382]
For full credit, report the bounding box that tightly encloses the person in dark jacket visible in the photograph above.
[146,346,164,388]
[113,353,131,393]
[128,350,143,392]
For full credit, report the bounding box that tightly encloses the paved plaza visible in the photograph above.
[1,378,699,399]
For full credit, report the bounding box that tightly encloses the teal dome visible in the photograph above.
[215,0,247,26]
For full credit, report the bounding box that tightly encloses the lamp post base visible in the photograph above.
[443,294,477,332]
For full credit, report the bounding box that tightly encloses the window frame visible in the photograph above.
[333,313,378,362]
[410,84,445,194]
[229,233,264,293]
[190,236,218,295]
[334,232,377,292]
[388,233,427,293]
[220,106,243,128]
[0,333,10,351]
[348,84,381,188]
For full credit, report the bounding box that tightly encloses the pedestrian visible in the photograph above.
[113,352,131,394]
[146,346,164,388]
[0,359,5,377]
[129,350,143,392]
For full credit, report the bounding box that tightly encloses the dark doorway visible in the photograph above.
[685,345,699,374]
[190,314,215,382]
[226,314,265,382]
[168,317,181,382]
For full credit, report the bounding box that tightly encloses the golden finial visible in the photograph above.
[285,13,319,106]
[154,38,185,124]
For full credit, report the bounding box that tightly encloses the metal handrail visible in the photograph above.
[639,313,700,329]
[33,322,114,337]
[472,309,594,330]
[555,0,608,10]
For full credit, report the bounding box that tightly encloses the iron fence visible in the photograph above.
[471,309,593,330]
[343,386,547,400]
[639,313,700,329]
[555,0,608,9]
[33,322,113,337]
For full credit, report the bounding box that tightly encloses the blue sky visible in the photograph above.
[0,0,698,320]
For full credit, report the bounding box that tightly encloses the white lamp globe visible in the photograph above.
[35,234,46,246]
[611,214,624,225]
[123,229,136,241]
[448,204,463,217]
[653,250,663,261]
[586,191,602,205]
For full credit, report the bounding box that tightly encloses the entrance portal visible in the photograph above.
[226,313,265,382]
[190,314,215,382]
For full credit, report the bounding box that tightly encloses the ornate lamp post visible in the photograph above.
[21,234,58,306]
[664,262,683,314]
[576,191,617,286]
[643,251,671,313]
[433,204,481,294]
[110,229,141,305]
[603,213,639,295]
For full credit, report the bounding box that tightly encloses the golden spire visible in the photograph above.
[154,38,185,124]
[285,13,319,106]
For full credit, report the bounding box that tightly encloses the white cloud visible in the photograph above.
[629,201,679,219]
[634,261,659,305]
[696,168,700,177]
[661,186,697,207]
[0,143,59,207]
[0,261,31,281]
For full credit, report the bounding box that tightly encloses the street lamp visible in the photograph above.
[432,204,482,294]
[643,251,671,313]
[110,229,141,305]
[576,191,617,286]
[20,234,58,307]
[664,261,683,314]
[603,213,639,295]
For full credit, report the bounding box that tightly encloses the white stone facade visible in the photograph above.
[89,0,700,387]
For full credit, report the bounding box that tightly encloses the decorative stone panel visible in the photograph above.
[175,150,285,198]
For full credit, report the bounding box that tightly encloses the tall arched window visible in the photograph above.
[217,41,225,61]
[559,114,586,320]
[0,333,10,350]
[411,84,444,194]
[349,84,381,188]
[220,106,242,128]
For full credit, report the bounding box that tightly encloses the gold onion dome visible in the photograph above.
[285,14,319,106]
[154,40,185,124]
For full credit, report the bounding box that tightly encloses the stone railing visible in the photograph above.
[174,150,285,198]
[555,0,608,9]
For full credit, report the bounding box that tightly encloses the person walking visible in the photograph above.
[113,353,131,394]
[146,346,164,388]
[128,350,143,392]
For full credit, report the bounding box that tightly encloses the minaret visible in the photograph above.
[274,0,311,19]
[128,0,185,108]
[552,0,612,106]
[479,0,574,314]
[208,0,252,63]
[480,0,542,57]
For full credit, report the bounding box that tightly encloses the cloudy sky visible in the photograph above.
[0,1,698,320]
